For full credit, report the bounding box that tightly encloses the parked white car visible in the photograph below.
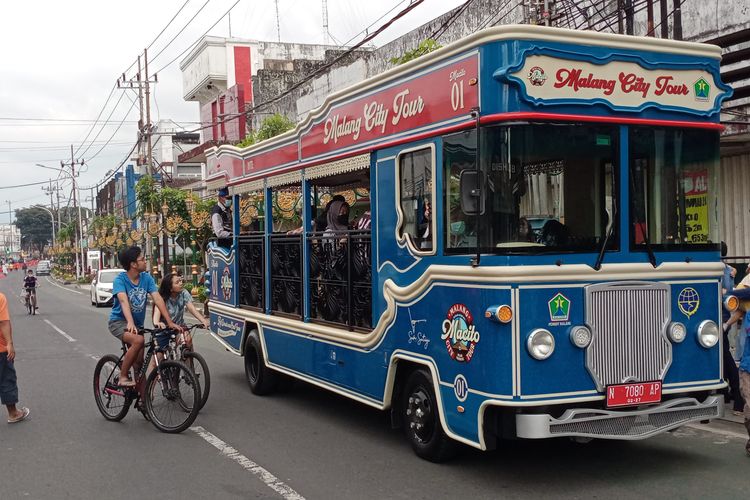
[90,269,122,307]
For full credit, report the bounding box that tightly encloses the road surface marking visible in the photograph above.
[190,426,305,500]
[43,319,77,342]
[45,277,83,294]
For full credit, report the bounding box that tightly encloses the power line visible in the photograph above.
[150,0,214,65]
[73,84,117,157]
[154,0,244,75]
[147,0,194,50]
[85,99,140,163]
[181,0,426,135]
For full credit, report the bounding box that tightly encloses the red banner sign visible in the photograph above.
[300,53,478,159]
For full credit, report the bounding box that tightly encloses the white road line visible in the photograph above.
[45,277,83,294]
[190,426,305,500]
[43,319,77,342]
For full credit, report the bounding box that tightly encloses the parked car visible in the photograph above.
[36,260,51,276]
[90,269,122,307]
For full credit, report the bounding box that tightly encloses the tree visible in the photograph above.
[390,39,442,65]
[237,113,295,148]
[15,208,53,253]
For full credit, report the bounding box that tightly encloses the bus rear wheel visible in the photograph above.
[244,329,278,395]
[401,369,456,462]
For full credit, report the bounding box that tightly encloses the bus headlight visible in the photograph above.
[667,322,686,343]
[569,326,592,348]
[527,329,555,360]
[697,320,719,348]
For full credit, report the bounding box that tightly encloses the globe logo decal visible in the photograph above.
[677,287,700,318]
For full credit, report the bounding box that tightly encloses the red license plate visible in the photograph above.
[606,381,662,408]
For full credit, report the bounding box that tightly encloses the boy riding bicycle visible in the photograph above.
[108,246,181,387]
[23,269,38,311]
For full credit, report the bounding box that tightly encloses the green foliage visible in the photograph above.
[237,113,295,148]
[57,221,77,243]
[89,214,120,235]
[183,282,194,293]
[196,285,207,303]
[15,208,53,252]
[135,176,161,218]
[390,39,442,65]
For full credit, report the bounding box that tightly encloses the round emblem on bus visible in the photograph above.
[453,374,469,402]
[677,287,700,318]
[528,66,547,86]
[221,266,233,301]
[441,304,480,363]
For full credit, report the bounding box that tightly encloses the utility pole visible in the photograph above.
[659,0,669,38]
[322,0,329,44]
[275,0,281,42]
[118,50,160,272]
[673,0,682,40]
[62,145,86,279]
[5,200,11,255]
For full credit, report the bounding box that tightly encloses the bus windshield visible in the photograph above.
[630,127,720,250]
[444,123,619,254]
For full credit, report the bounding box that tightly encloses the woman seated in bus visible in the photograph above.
[323,199,351,240]
[287,195,346,235]
[518,217,535,243]
[541,220,569,247]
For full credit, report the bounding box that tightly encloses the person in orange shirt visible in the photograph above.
[0,292,30,423]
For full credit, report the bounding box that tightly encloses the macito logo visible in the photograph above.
[441,303,480,363]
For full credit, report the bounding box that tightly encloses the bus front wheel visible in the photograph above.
[244,329,278,395]
[401,369,456,462]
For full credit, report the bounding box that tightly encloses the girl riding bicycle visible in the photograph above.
[153,273,209,348]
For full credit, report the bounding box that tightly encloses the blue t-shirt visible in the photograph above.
[109,271,158,327]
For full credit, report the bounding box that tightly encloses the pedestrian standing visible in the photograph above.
[0,291,30,424]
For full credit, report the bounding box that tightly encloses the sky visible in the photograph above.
[0,0,466,221]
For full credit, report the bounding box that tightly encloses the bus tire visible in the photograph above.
[244,329,278,395]
[401,369,457,462]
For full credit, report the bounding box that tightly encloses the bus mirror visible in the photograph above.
[460,170,485,215]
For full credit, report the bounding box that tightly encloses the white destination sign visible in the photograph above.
[510,55,726,113]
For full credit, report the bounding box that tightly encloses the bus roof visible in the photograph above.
[206,25,728,190]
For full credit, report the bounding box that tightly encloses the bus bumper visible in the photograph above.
[515,395,724,440]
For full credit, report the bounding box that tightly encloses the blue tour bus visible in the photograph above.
[203,25,732,461]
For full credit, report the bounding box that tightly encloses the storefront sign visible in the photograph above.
[682,169,709,243]
[503,54,730,115]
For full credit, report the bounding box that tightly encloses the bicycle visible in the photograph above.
[23,288,37,315]
[161,324,211,411]
[93,327,200,433]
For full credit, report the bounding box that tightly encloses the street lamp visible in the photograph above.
[36,163,85,279]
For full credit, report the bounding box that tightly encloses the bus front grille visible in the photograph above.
[585,282,672,392]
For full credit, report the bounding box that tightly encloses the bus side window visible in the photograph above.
[398,148,434,252]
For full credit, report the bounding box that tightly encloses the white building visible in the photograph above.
[0,224,22,257]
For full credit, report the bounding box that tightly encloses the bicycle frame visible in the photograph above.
[103,329,168,401]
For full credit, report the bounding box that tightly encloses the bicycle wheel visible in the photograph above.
[183,351,211,411]
[32,295,36,315]
[144,360,200,433]
[93,354,131,421]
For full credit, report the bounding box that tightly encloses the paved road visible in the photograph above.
[0,272,748,499]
